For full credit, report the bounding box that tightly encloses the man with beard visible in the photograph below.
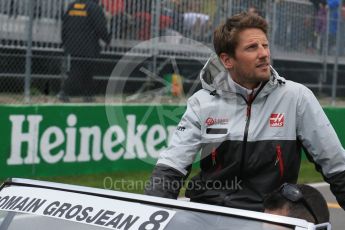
[145,12,345,212]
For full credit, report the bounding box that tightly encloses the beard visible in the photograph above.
[229,66,271,89]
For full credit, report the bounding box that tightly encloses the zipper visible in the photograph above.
[238,83,266,177]
[244,92,254,143]
[239,92,255,175]
[275,144,284,180]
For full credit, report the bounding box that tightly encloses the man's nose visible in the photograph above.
[258,45,269,58]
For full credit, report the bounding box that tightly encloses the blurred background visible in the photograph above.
[0,0,345,105]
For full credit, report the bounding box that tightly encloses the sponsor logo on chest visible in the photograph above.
[270,113,284,127]
[205,117,229,127]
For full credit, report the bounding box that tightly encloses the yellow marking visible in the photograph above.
[68,10,87,17]
[74,3,86,9]
[327,202,341,209]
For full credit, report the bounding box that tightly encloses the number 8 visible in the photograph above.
[139,210,170,230]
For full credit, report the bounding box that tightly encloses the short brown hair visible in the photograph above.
[213,12,268,57]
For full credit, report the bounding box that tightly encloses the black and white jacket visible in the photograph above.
[145,55,345,211]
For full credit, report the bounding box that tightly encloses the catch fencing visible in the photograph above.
[0,0,344,104]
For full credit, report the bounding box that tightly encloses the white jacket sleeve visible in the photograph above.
[297,86,345,210]
[144,97,202,199]
[296,86,345,177]
[157,96,202,175]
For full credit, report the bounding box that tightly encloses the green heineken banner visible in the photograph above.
[0,105,344,179]
[324,108,345,147]
[0,104,186,179]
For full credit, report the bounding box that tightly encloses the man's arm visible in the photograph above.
[327,171,345,209]
[145,97,202,198]
[145,164,191,199]
[89,3,111,44]
[297,86,345,210]
[61,7,69,47]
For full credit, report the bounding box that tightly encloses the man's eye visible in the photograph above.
[247,45,257,49]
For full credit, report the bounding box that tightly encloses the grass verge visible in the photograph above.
[1,160,323,195]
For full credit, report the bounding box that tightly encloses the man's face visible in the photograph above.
[221,28,271,89]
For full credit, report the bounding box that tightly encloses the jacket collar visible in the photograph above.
[200,54,286,99]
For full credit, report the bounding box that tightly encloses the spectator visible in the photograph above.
[327,0,340,53]
[314,1,327,54]
[182,1,211,42]
[101,0,124,17]
[131,0,173,40]
[264,183,330,224]
[172,0,184,33]
[163,0,184,34]
[101,0,129,39]
[59,0,110,102]
[340,2,345,55]
[310,0,324,10]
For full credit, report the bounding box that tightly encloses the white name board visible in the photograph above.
[0,186,176,230]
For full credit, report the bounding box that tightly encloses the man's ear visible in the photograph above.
[219,52,234,69]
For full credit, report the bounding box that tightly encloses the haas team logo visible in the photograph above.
[270,113,284,127]
[205,117,229,127]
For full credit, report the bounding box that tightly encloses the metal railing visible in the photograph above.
[0,0,344,104]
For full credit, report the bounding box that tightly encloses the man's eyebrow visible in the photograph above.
[245,43,258,47]
[244,41,259,46]
[245,39,268,44]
